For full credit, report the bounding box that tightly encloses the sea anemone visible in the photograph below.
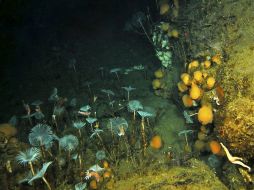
[80,105,91,112]
[109,117,128,136]
[137,111,153,154]
[73,120,86,137]
[110,68,121,81]
[28,161,53,190]
[183,111,196,124]
[75,182,87,190]
[16,147,41,176]
[96,150,106,161]
[101,89,115,101]
[89,164,105,172]
[28,124,53,147]
[59,135,79,152]
[122,86,136,101]
[90,129,103,138]
[53,105,66,117]
[73,121,86,129]
[48,87,59,102]
[137,111,153,118]
[86,117,97,125]
[127,100,143,120]
[16,147,41,166]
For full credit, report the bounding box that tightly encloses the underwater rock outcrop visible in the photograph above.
[211,1,254,159]
[114,158,228,190]
[182,0,254,160]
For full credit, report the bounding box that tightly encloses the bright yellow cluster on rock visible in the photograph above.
[154,68,165,78]
[190,83,202,100]
[169,29,179,38]
[160,22,179,38]
[152,79,161,90]
[177,55,223,155]
[206,76,216,89]
[177,54,223,127]
[181,73,191,86]
[198,105,213,125]
[152,68,166,90]
[161,22,170,32]
[211,54,222,65]
[160,3,170,15]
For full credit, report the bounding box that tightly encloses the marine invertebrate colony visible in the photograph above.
[28,161,53,190]
[16,147,41,175]
[101,89,115,101]
[110,68,121,81]
[59,134,79,152]
[109,117,128,136]
[122,86,136,101]
[29,124,54,147]
[137,111,153,154]
[127,100,143,120]
[198,105,213,125]
[178,130,194,147]
[73,120,86,137]
[75,182,87,190]
[96,150,106,161]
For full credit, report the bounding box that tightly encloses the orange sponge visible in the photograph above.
[150,135,162,149]
[160,3,170,15]
[152,79,161,90]
[182,94,193,107]
[206,76,216,89]
[181,73,191,86]
[193,71,203,83]
[198,105,213,125]
[189,83,201,100]
[177,81,188,92]
[154,69,164,78]
[209,140,221,154]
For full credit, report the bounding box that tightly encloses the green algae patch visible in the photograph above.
[114,159,227,190]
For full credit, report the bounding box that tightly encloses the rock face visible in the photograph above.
[114,159,228,190]
[0,123,17,139]
[182,0,254,158]
[216,97,254,159]
[0,123,23,190]
[213,1,254,159]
